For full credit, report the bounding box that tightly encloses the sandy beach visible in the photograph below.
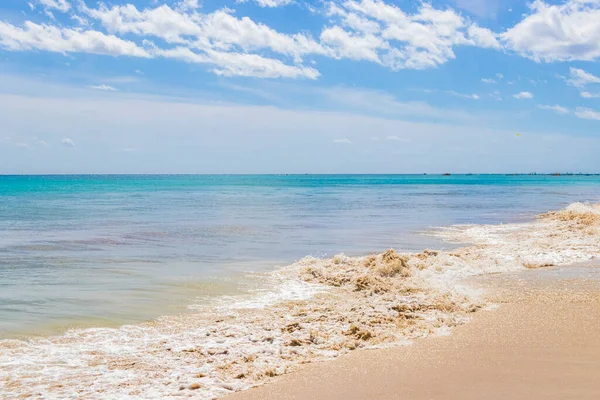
[2,202,599,399]
[228,264,600,400]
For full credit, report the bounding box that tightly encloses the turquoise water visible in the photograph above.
[1,174,600,337]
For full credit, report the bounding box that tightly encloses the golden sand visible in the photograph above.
[226,264,600,400]
[1,203,599,399]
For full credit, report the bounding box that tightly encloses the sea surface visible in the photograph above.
[1,174,600,338]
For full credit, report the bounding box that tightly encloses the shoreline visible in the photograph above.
[1,202,599,399]
[227,263,600,400]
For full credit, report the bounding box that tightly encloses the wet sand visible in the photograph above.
[227,264,600,400]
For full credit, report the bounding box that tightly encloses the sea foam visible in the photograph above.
[1,203,598,399]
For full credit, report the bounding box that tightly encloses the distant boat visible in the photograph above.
[443,173,451,176]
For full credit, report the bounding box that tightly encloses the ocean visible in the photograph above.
[2,174,600,399]
[1,174,600,338]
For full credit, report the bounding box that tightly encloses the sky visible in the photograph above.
[1,0,600,173]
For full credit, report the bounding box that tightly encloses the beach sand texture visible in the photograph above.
[1,203,599,399]
[228,265,600,400]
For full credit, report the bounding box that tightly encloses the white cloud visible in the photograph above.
[70,14,89,27]
[79,1,496,74]
[333,138,353,144]
[446,91,479,100]
[467,25,501,49]
[0,21,150,57]
[326,3,381,34]
[176,0,200,11]
[537,104,569,114]
[13,0,600,83]
[481,78,496,84]
[254,0,294,7]
[320,26,385,62]
[0,12,320,80]
[581,91,600,98]
[502,0,600,62]
[90,84,119,91]
[566,67,600,88]
[513,91,533,99]
[156,47,320,79]
[386,135,410,142]
[83,5,324,61]
[79,4,324,78]
[324,0,499,70]
[61,137,75,147]
[38,0,70,13]
[575,107,600,121]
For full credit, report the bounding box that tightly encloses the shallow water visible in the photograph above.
[1,174,600,337]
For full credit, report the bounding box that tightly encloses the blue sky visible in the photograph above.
[1,0,600,173]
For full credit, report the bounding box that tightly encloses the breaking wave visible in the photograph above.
[1,203,599,399]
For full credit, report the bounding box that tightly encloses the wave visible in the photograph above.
[1,203,599,399]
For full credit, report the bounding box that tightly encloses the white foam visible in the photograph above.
[1,202,598,399]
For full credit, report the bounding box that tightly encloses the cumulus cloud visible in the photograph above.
[320,26,385,62]
[61,138,75,147]
[575,107,600,121]
[325,0,500,70]
[0,21,150,57]
[157,47,320,79]
[537,104,569,114]
[38,0,70,13]
[513,91,533,99]
[90,84,118,91]
[566,67,600,88]
[82,5,325,60]
[63,0,506,78]
[581,91,600,98]
[176,0,200,11]
[79,4,323,78]
[6,0,600,81]
[502,0,600,62]
[481,78,496,84]
[467,25,501,49]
